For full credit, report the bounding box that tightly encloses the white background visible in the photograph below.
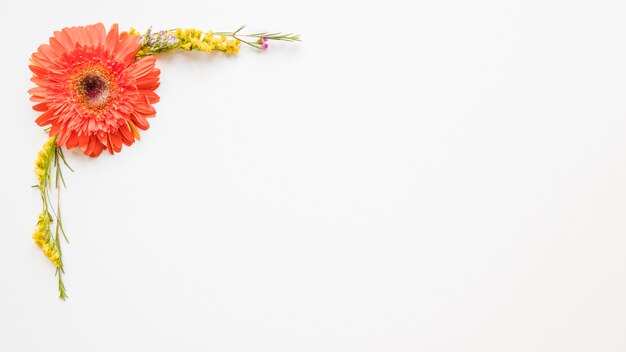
[1,0,626,351]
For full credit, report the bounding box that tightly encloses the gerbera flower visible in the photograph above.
[29,23,160,157]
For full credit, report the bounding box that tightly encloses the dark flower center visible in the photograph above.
[78,73,110,106]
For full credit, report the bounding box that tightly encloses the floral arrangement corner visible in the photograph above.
[29,23,300,299]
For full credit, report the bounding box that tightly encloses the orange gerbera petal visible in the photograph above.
[118,121,134,145]
[29,23,160,157]
[33,103,48,112]
[66,132,79,148]
[35,110,55,126]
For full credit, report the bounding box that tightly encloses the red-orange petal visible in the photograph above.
[105,24,119,49]
[33,103,48,112]
[66,132,79,148]
[91,140,104,157]
[78,133,90,153]
[86,136,97,155]
[35,110,56,126]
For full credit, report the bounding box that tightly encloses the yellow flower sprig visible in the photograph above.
[132,27,240,58]
[33,135,72,300]
[131,25,300,59]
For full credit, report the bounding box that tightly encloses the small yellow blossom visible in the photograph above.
[34,136,55,186]
[32,212,61,267]
[42,243,61,267]
[128,27,141,36]
[32,230,45,247]
[225,39,240,54]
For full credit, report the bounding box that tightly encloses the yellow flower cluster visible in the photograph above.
[35,136,55,186]
[173,28,240,54]
[32,213,61,268]
[33,136,61,268]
